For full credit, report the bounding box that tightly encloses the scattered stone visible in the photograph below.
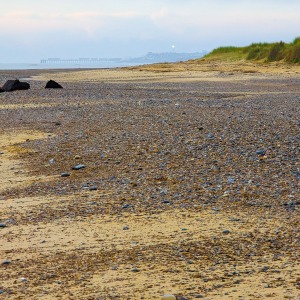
[260,266,269,272]
[131,268,140,272]
[194,295,205,299]
[72,164,86,170]
[2,79,30,91]
[89,186,98,191]
[123,226,129,230]
[0,88,5,93]
[0,151,4,154]
[49,158,55,164]
[0,223,7,228]
[20,277,27,282]
[122,204,133,209]
[55,122,61,126]
[61,172,71,177]
[2,260,11,265]
[256,149,266,156]
[0,290,4,294]
[228,177,235,184]
[176,296,189,300]
[162,200,171,204]
[222,230,231,234]
[45,80,63,89]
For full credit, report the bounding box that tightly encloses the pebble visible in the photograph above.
[72,164,86,170]
[89,186,98,191]
[0,151,4,155]
[260,266,269,272]
[49,158,55,164]
[162,200,171,204]
[61,172,71,177]
[123,226,129,230]
[20,277,27,282]
[131,268,140,272]
[0,290,4,294]
[0,223,7,228]
[122,204,133,209]
[2,260,11,265]
[256,149,266,156]
[222,230,231,234]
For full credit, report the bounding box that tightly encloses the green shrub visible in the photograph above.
[267,41,285,62]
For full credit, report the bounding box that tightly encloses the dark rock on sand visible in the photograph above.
[45,80,63,89]
[0,88,5,93]
[61,172,71,177]
[2,79,30,92]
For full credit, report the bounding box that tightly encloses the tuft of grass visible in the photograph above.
[204,38,300,64]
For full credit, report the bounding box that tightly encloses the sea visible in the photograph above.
[0,61,144,70]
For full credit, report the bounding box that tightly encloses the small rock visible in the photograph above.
[0,290,4,294]
[131,268,139,272]
[260,266,269,272]
[89,186,98,191]
[222,230,231,234]
[162,200,170,204]
[228,177,235,184]
[123,226,129,230]
[72,164,86,170]
[0,151,4,155]
[111,266,118,270]
[122,204,133,209]
[55,121,61,126]
[2,260,11,265]
[194,295,205,299]
[61,172,71,177]
[256,149,266,156]
[49,158,55,164]
[20,277,27,282]
[0,223,7,228]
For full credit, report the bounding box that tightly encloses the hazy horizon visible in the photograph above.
[1,0,299,63]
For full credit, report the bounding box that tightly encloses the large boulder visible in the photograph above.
[2,79,30,91]
[45,80,63,89]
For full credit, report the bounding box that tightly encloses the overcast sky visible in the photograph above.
[0,0,299,62]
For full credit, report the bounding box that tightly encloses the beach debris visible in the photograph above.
[45,80,63,89]
[1,79,30,92]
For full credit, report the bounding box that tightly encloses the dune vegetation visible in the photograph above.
[203,37,300,63]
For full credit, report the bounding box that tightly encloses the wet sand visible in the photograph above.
[0,62,299,299]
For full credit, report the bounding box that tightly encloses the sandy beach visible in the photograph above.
[0,62,299,299]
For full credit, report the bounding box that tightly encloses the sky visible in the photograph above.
[0,0,299,62]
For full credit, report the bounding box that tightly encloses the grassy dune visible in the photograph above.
[204,37,300,63]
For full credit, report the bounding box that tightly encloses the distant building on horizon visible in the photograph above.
[40,51,207,65]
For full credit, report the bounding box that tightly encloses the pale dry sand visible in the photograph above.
[0,64,300,299]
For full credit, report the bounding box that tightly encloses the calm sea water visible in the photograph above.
[0,62,143,70]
